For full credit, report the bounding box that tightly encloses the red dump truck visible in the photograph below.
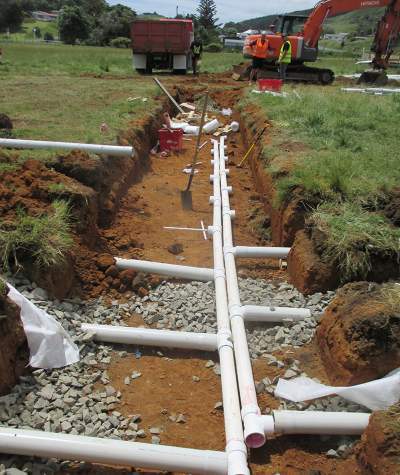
[131,19,194,74]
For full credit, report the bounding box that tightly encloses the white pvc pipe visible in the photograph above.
[115,258,214,282]
[234,246,290,259]
[242,305,311,322]
[0,428,227,475]
[81,324,217,351]
[218,136,265,449]
[211,140,249,475]
[0,138,134,157]
[262,411,370,436]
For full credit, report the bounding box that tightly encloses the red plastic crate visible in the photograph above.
[158,129,183,152]
[258,79,283,92]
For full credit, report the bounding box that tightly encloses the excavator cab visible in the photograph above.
[275,14,309,36]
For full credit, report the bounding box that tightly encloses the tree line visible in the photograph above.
[0,0,222,47]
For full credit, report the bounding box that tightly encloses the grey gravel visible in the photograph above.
[0,274,365,473]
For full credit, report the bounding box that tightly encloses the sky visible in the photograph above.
[108,0,317,23]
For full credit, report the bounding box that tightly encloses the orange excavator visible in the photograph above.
[237,0,400,84]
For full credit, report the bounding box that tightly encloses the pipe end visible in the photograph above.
[245,432,266,449]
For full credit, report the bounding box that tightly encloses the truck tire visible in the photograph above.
[173,69,187,75]
[136,69,146,75]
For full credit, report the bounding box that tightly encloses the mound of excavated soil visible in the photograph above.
[357,404,400,474]
[0,159,98,298]
[317,282,400,385]
[0,282,29,395]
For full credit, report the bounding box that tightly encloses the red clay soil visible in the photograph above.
[357,404,400,474]
[317,282,400,385]
[0,158,97,298]
[288,230,340,295]
[0,282,29,395]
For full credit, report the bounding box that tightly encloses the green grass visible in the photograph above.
[0,201,74,271]
[309,202,400,281]
[244,80,400,281]
[0,19,59,42]
[0,43,242,77]
[0,74,157,162]
[249,87,400,208]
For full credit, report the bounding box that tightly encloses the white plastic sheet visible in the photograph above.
[275,369,400,411]
[6,284,80,369]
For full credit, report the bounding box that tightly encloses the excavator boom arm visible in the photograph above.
[371,0,400,68]
[303,0,394,47]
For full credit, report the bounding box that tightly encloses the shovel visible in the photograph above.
[181,92,209,210]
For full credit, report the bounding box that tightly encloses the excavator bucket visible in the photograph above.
[358,70,389,86]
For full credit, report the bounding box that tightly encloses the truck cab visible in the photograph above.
[131,19,194,74]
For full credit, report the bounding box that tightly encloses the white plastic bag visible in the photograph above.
[7,284,80,369]
[275,369,400,411]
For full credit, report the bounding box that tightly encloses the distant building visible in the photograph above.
[323,32,348,41]
[223,37,245,49]
[237,29,259,39]
[31,11,59,22]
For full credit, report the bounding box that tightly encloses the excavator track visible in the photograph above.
[233,62,335,85]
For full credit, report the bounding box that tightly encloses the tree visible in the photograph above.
[58,5,90,44]
[197,0,219,43]
[197,0,218,30]
[0,0,24,33]
[89,4,136,45]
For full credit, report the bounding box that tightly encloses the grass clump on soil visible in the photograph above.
[0,201,73,272]
[309,202,400,281]
[380,283,400,313]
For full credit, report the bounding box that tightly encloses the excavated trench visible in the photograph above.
[1,76,399,473]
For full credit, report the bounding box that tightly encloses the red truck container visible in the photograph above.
[131,19,194,74]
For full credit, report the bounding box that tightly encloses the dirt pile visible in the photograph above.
[317,282,400,385]
[0,281,29,395]
[358,404,400,473]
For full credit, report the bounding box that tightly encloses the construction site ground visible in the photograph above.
[1,48,399,475]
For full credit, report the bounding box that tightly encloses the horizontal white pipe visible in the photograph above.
[0,428,227,474]
[262,411,370,436]
[0,138,134,157]
[115,258,214,282]
[234,246,290,259]
[242,305,311,322]
[81,324,218,351]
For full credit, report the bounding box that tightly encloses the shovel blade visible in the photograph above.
[180,190,193,210]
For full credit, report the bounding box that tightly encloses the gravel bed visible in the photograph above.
[0,276,367,472]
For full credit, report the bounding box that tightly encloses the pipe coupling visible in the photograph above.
[229,304,243,320]
[217,331,233,351]
[214,267,226,280]
[223,245,236,257]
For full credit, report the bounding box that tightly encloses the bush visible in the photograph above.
[0,201,73,272]
[44,32,54,42]
[110,37,131,48]
[204,42,222,52]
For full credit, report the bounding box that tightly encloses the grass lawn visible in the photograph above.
[0,43,242,163]
[0,19,59,42]
[243,83,400,280]
[0,43,243,77]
